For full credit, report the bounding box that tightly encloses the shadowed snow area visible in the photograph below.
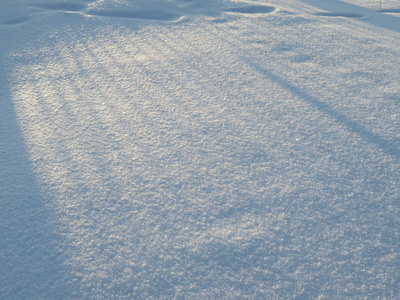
[0,65,74,299]
[314,12,364,18]
[32,2,87,11]
[1,0,400,298]
[379,8,400,13]
[225,5,275,14]
[86,9,181,21]
[84,0,229,19]
[298,0,400,32]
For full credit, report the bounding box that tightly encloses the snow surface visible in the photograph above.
[1,0,400,298]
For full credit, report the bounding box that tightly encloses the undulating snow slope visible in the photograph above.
[1,0,399,298]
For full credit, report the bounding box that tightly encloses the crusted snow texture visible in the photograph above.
[1,0,400,299]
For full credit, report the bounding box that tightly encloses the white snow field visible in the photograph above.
[1,0,400,298]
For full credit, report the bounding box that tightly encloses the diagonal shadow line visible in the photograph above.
[247,61,400,160]
[299,0,400,33]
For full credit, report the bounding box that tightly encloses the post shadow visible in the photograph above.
[246,61,400,160]
[299,0,400,33]
[0,64,74,299]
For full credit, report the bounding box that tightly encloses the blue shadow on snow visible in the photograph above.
[0,63,74,299]
[300,0,400,33]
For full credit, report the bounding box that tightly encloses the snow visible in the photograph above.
[1,0,399,298]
